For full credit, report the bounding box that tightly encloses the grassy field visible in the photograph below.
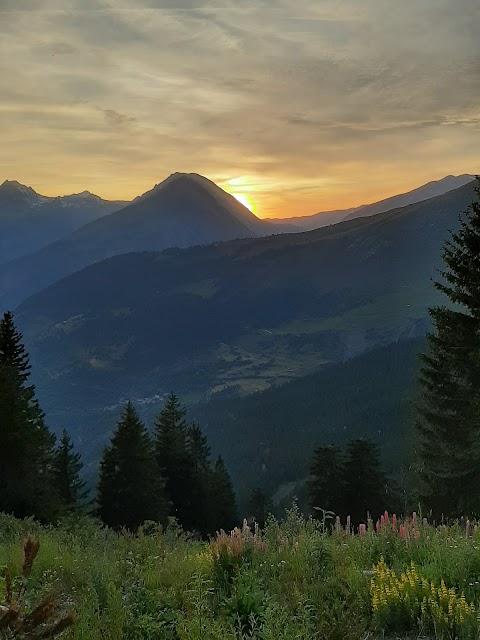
[1,507,480,639]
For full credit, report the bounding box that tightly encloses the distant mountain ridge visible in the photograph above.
[0,180,127,264]
[0,172,293,310]
[269,174,474,231]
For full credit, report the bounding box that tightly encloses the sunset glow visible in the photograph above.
[230,192,257,215]
[0,1,478,218]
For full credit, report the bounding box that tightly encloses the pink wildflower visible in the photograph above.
[392,514,397,533]
[359,523,367,536]
[412,512,417,529]
[375,520,380,535]
[466,519,472,538]
[335,516,341,533]
[384,511,389,525]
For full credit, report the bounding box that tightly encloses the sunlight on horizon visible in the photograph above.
[230,192,258,215]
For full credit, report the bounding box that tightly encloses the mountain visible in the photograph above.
[0,180,127,263]
[0,173,287,309]
[13,179,477,462]
[341,174,475,222]
[268,174,474,231]
[268,206,361,230]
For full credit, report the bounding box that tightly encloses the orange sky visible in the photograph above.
[0,1,478,219]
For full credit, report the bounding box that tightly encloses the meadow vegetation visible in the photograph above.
[2,506,480,639]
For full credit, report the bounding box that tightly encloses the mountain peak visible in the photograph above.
[0,180,42,202]
[1,179,34,192]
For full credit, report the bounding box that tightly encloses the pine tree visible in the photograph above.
[247,487,271,529]
[97,402,167,530]
[343,439,386,524]
[0,311,57,520]
[54,430,89,515]
[187,422,212,536]
[417,179,480,517]
[210,455,237,532]
[154,393,194,529]
[307,444,345,518]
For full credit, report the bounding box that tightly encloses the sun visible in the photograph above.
[231,192,257,215]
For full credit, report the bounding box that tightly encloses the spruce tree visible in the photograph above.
[343,439,386,524]
[54,430,89,515]
[417,179,480,517]
[187,422,212,536]
[307,444,345,518]
[154,393,194,529]
[0,311,57,520]
[247,487,271,529]
[97,402,167,530]
[210,455,237,532]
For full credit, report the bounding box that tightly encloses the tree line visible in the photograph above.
[307,438,401,524]
[0,312,236,534]
[97,394,237,534]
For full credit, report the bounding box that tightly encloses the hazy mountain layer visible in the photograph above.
[0,180,127,264]
[269,174,474,231]
[0,173,288,309]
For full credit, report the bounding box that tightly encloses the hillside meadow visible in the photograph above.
[2,507,480,639]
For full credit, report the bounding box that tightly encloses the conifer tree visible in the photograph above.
[417,179,480,517]
[54,430,89,515]
[154,393,194,529]
[307,444,345,518]
[247,487,271,529]
[210,455,237,532]
[343,439,386,524]
[97,402,167,530]
[0,311,57,520]
[187,422,212,536]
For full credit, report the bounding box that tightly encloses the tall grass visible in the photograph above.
[1,508,480,639]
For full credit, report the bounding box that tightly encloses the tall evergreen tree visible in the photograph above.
[417,179,480,517]
[187,422,212,536]
[54,430,89,515]
[97,402,167,530]
[247,487,271,529]
[154,393,194,529]
[210,455,237,532]
[343,439,386,524]
[307,444,345,518]
[0,311,57,520]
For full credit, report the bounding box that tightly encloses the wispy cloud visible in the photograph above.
[0,0,478,215]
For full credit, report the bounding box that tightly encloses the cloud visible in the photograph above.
[0,0,478,215]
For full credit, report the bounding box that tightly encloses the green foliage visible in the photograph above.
[154,393,195,530]
[0,311,58,522]
[2,509,480,638]
[344,439,389,523]
[308,444,345,518]
[417,178,480,517]
[54,431,89,516]
[308,439,393,525]
[247,488,271,529]
[97,402,168,530]
[210,456,238,534]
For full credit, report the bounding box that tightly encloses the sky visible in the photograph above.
[0,0,479,218]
